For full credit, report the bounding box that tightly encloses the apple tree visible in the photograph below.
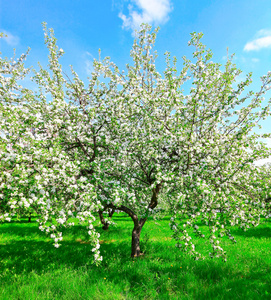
[1,24,271,262]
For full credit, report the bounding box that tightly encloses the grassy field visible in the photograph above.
[0,213,270,300]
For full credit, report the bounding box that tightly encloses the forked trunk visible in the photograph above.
[130,184,161,257]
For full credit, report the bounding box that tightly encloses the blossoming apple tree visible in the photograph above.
[1,24,271,262]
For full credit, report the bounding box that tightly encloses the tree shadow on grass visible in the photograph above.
[0,223,43,238]
[230,226,271,239]
[0,236,133,282]
[0,217,133,240]
[0,221,133,279]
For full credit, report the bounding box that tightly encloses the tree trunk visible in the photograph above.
[131,224,143,257]
[102,222,109,230]
[98,210,109,230]
[28,214,32,223]
[108,208,115,218]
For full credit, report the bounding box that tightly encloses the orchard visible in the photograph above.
[1,24,271,263]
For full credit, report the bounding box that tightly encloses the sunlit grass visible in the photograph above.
[0,214,270,299]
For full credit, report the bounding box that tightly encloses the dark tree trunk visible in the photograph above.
[131,224,143,257]
[108,208,115,218]
[28,214,32,223]
[131,218,147,257]
[102,222,109,230]
[98,210,109,230]
[98,208,115,230]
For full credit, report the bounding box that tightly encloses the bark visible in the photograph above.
[28,214,32,223]
[131,221,145,257]
[149,183,162,209]
[108,208,115,218]
[98,210,109,230]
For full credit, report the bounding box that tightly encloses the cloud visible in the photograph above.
[244,29,271,51]
[234,56,260,66]
[255,29,271,38]
[0,29,19,46]
[118,0,173,30]
[84,51,94,76]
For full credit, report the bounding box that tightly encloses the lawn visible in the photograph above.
[0,213,270,299]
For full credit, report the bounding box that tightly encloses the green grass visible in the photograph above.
[0,214,270,299]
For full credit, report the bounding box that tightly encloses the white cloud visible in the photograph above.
[234,56,260,66]
[84,51,94,76]
[118,0,173,30]
[0,29,19,46]
[244,29,271,51]
[251,58,260,63]
[255,29,271,38]
[85,60,94,76]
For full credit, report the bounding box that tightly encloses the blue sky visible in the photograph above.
[1,0,271,162]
